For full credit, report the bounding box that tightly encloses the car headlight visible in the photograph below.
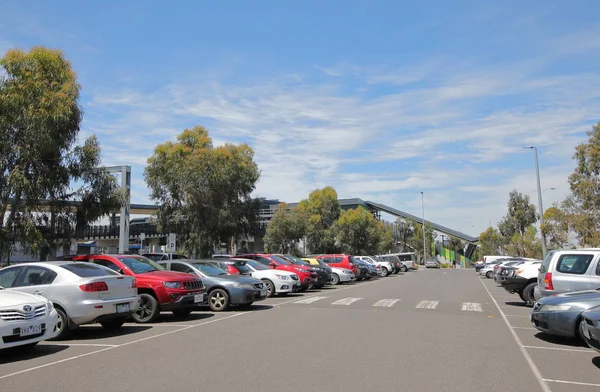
[275,274,290,280]
[235,283,256,289]
[298,269,311,273]
[47,300,55,314]
[163,281,182,289]
[343,270,353,274]
[541,304,572,311]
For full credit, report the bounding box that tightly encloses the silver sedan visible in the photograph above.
[0,261,139,340]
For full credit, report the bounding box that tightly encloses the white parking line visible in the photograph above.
[461,302,482,312]
[504,315,530,318]
[523,345,594,353]
[479,275,552,392]
[544,379,600,387]
[332,297,362,305]
[416,300,439,309]
[372,299,401,307]
[43,343,118,347]
[511,326,537,330]
[293,296,328,304]
[125,324,194,327]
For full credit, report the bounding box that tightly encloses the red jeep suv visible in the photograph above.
[237,254,317,291]
[70,254,206,323]
[316,254,360,277]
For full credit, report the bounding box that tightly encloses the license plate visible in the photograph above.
[260,289,267,297]
[20,324,42,337]
[583,324,592,339]
[116,303,130,313]
[194,294,204,303]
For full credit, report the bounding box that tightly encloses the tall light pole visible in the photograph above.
[524,146,547,258]
[421,192,427,264]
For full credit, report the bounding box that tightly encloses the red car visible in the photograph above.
[237,254,317,291]
[69,254,206,323]
[316,254,360,276]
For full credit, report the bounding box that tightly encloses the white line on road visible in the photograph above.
[461,302,482,312]
[416,300,439,309]
[479,275,552,392]
[511,326,537,330]
[544,379,600,387]
[523,345,594,353]
[372,299,401,307]
[124,324,194,327]
[42,343,119,347]
[504,315,530,318]
[332,297,362,305]
[293,296,328,304]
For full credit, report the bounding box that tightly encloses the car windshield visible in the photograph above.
[291,258,310,266]
[192,262,228,277]
[270,255,289,264]
[245,260,268,271]
[118,257,165,274]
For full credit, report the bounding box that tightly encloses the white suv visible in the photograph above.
[356,256,393,277]
[0,288,58,350]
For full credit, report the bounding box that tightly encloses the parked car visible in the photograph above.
[316,254,362,278]
[535,249,600,301]
[0,261,140,339]
[579,305,600,353]
[356,256,393,277]
[500,261,541,305]
[158,260,267,311]
[69,254,205,323]
[142,253,188,261]
[377,255,403,273]
[493,260,527,283]
[302,258,356,284]
[211,258,253,276]
[356,259,376,280]
[278,254,332,288]
[0,287,59,350]
[531,290,600,340]
[230,258,300,297]
[237,254,317,291]
[425,258,440,269]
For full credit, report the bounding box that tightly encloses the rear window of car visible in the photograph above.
[60,263,119,277]
[143,254,164,261]
[232,263,252,274]
[556,254,594,275]
[539,250,555,274]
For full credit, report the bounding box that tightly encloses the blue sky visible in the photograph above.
[2,0,600,236]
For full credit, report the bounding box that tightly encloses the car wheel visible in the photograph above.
[100,319,125,330]
[313,282,325,289]
[486,271,493,279]
[263,279,276,298]
[172,309,193,318]
[208,289,230,312]
[330,273,340,285]
[522,282,537,306]
[380,267,389,277]
[298,286,308,292]
[356,276,363,281]
[132,293,160,323]
[400,265,408,273]
[49,307,71,341]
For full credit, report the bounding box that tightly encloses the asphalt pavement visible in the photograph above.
[1,268,599,392]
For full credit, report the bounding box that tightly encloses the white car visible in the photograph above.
[238,259,300,297]
[0,261,140,340]
[330,267,356,285]
[0,288,58,350]
[356,256,393,277]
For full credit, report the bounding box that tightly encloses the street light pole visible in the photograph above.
[524,146,547,258]
[421,192,427,265]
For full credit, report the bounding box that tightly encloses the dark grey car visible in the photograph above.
[159,259,268,312]
[531,290,600,339]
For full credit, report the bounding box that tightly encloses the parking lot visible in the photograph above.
[1,269,599,392]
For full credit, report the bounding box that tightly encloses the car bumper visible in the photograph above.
[159,292,207,312]
[339,273,356,282]
[501,276,529,293]
[581,319,600,354]
[229,287,268,304]
[0,310,58,349]
[274,280,296,294]
[534,286,558,301]
[70,296,142,326]
[530,309,581,338]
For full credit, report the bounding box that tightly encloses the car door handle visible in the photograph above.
[33,290,42,295]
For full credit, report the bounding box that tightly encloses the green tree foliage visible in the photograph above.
[263,203,306,253]
[0,47,121,261]
[297,186,340,253]
[335,207,386,255]
[506,226,542,258]
[498,190,538,239]
[408,222,435,261]
[376,222,394,254]
[447,236,465,255]
[393,218,413,252]
[144,126,260,258]
[541,205,571,249]
[478,227,505,255]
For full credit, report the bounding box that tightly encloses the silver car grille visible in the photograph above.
[0,304,46,322]
[253,283,264,289]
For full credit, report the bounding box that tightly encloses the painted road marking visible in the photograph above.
[332,297,362,305]
[372,299,401,307]
[293,296,328,304]
[416,300,439,309]
[461,302,483,312]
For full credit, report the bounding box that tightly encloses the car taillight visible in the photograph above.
[544,273,554,290]
[227,265,239,274]
[79,282,109,292]
[131,278,137,288]
[494,265,500,269]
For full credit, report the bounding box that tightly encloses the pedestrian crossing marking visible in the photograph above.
[332,297,362,305]
[372,299,401,307]
[416,300,439,309]
[461,302,483,312]
[293,296,327,304]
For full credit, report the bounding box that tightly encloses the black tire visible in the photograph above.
[330,273,340,285]
[522,282,537,306]
[132,293,160,323]
[577,318,586,340]
[380,267,390,277]
[263,279,276,298]
[365,276,372,280]
[208,288,230,312]
[356,276,363,282]
[486,271,493,279]
[100,319,125,330]
[49,307,71,341]
[400,265,408,273]
[298,286,308,292]
[313,282,325,289]
[172,309,193,318]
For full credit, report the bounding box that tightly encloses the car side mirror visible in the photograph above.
[270,262,277,269]
[118,269,125,275]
